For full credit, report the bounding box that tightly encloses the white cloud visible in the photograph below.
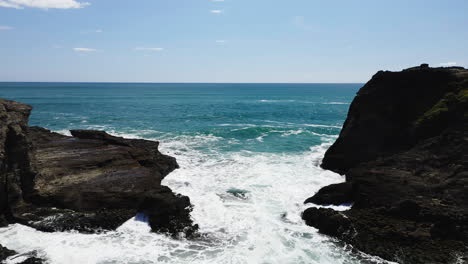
[215,40,226,43]
[73,47,96,52]
[0,25,13,30]
[0,0,89,9]
[211,0,224,2]
[210,9,222,14]
[439,62,457,67]
[94,29,102,33]
[135,47,164,51]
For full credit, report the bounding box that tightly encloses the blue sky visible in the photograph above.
[0,0,467,83]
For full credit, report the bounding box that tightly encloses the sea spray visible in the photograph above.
[1,133,393,264]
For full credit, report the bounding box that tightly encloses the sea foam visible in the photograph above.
[0,131,395,264]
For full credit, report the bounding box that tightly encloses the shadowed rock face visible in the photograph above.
[321,65,468,175]
[0,98,35,226]
[0,98,197,237]
[303,65,468,264]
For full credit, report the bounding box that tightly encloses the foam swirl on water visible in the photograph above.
[0,132,395,264]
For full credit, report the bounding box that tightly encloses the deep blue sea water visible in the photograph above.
[0,83,395,264]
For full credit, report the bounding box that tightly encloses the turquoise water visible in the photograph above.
[0,83,395,264]
[0,82,357,153]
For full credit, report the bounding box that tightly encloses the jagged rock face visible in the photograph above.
[0,98,35,226]
[304,66,468,264]
[0,99,197,236]
[321,66,468,174]
[28,127,178,211]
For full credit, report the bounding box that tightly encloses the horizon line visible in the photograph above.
[0,81,365,84]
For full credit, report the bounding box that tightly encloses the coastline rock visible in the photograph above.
[304,65,468,264]
[0,99,197,236]
[304,182,353,205]
[138,186,198,236]
[0,98,36,225]
[0,244,16,261]
[321,65,468,174]
[302,207,353,237]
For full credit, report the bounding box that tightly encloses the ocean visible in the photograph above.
[0,83,393,264]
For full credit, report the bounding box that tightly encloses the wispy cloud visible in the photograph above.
[210,9,223,14]
[0,25,13,30]
[135,47,164,51]
[439,62,457,67]
[211,0,224,2]
[81,29,103,34]
[0,0,89,9]
[215,40,226,44]
[73,47,96,52]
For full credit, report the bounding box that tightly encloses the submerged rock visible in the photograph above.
[226,188,250,199]
[0,99,197,237]
[304,65,468,264]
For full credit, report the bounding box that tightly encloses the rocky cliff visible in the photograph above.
[303,65,468,264]
[0,98,197,262]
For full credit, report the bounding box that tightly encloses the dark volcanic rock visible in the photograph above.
[321,64,468,174]
[18,257,44,264]
[27,127,178,212]
[0,244,16,261]
[138,186,198,237]
[302,207,353,237]
[0,98,36,225]
[0,100,197,237]
[304,182,353,205]
[14,205,136,233]
[304,65,468,264]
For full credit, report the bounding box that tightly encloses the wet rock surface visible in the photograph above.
[304,65,468,264]
[0,98,197,238]
[0,244,16,261]
[0,245,45,264]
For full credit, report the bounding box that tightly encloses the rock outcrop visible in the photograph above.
[321,65,468,174]
[0,244,16,261]
[303,65,468,264]
[0,98,197,237]
[0,98,35,227]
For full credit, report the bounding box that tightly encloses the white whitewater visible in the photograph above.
[0,133,394,264]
